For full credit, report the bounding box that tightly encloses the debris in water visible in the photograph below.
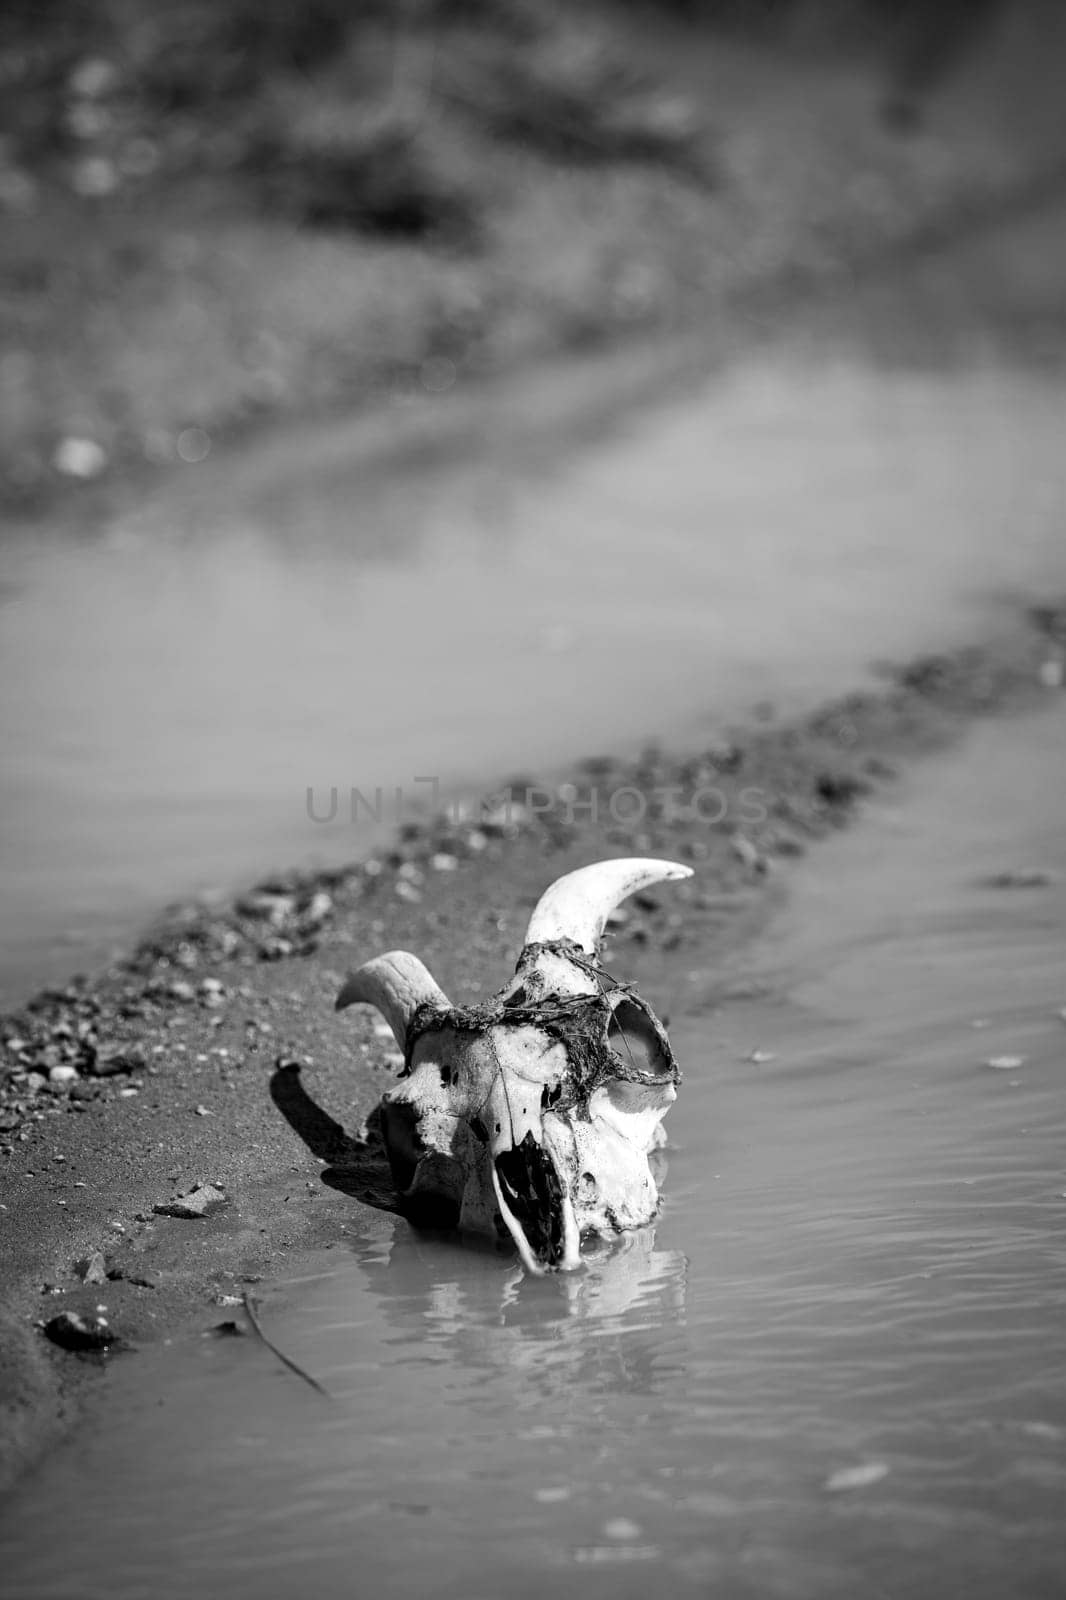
[41,1311,115,1352]
[210,1320,245,1338]
[153,1182,227,1219]
[242,1292,329,1397]
[824,1461,890,1492]
[746,1049,776,1064]
[985,869,1056,889]
[985,1056,1026,1072]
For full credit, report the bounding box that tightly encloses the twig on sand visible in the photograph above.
[242,1292,330,1398]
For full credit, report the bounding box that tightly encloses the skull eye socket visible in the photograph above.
[607,998,670,1076]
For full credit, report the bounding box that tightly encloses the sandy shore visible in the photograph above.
[1,598,1062,1496]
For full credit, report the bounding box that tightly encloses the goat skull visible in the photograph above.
[336,857,692,1273]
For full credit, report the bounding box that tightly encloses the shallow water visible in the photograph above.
[2,706,1063,1600]
[5,192,1066,1003]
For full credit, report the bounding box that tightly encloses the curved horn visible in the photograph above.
[335,950,451,1049]
[523,857,693,957]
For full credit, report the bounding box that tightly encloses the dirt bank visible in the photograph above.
[1,599,1063,1496]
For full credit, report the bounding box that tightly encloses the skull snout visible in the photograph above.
[493,1133,568,1269]
[481,1058,581,1275]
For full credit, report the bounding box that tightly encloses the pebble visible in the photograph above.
[48,1065,78,1085]
[74,1251,108,1285]
[731,834,767,873]
[430,853,458,872]
[824,1461,890,1492]
[153,1183,227,1219]
[89,1043,145,1077]
[603,1518,643,1540]
[302,891,333,926]
[52,436,107,479]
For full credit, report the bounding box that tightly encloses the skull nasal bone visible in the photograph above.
[494,1133,566,1267]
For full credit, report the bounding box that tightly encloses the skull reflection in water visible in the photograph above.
[336,858,692,1273]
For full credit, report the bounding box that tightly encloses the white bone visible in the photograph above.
[523,857,693,956]
[332,861,692,1273]
[335,950,451,1050]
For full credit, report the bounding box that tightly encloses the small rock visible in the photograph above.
[603,1518,643,1540]
[88,1043,145,1077]
[430,853,458,872]
[42,1311,115,1352]
[193,1104,212,1116]
[214,1293,243,1307]
[257,938,293,962]
[74,1251,108,1285]
[986,1056,1025,1071]
[825,1462,889,1493]
[153,1183,227,1220]
[1038,657,1064,689]
[198,977,226,1009]
[71,156,119,197]
[302,891,333,926]
[167,980,196,1003]
[238,891,295,924]
[69,56,118,98]
[731,834,767,873]
[48,1065,78,1085]
[52,437,107,479]
[106,1267,157,1289]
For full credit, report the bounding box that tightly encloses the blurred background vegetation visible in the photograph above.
[1,0,1055,506]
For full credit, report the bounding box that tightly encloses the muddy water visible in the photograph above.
[3,706,1063,1599]
[5,195,1066,1004]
